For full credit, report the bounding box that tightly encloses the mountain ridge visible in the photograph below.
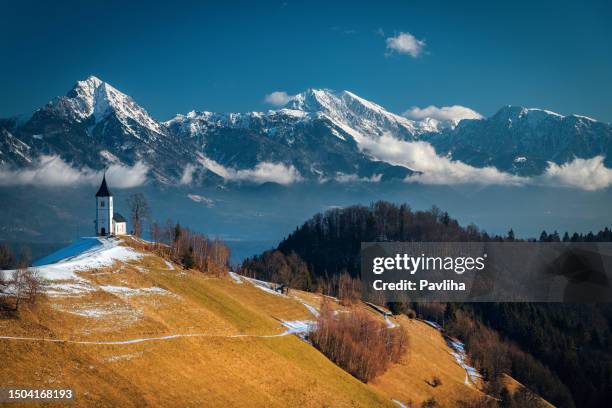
[1,76,612,186]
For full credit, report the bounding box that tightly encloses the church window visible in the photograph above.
[100,200,105,207]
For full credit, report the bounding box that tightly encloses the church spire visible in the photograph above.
[95,172,112,197]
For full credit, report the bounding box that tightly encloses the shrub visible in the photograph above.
[309,304,407,382]
[421,397,438,408]
[148,219,231,275]
[10,265,42,310]
[338,271,361,305]
[430,376,442,387]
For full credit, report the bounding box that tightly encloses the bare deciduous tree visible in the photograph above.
[10,263,42,311]
[338,271,361,306]
[127,193,151,237]
[150,221,161,248]
[25,268,42,303]
[12,265,28,311]
[147,218,231,276]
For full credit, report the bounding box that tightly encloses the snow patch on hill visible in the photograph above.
[422,319,483,386]
[447,338,483,385]
[243,276,285,296]
[281,320,315,339]
[100,285,171,297]
[1,237,143,297]
[31,237,141,280]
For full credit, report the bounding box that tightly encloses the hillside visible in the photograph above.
[244,201,612,407]
[0,236,505,407]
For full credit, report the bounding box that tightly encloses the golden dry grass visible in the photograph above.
[501,373,555,408]
[0,245,394,407]
[371,316,485,407]
[0,239,541,407]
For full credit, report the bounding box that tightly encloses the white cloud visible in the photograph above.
[0,155,95,187]
[539,156,612,191]
[233,162,303,185]
[199,157,302,185]
[352,132,612,190]
[198,157,232,179]
[403,105,483,122]
[334,173,382,183]
[180,164,196,185]
[0,155,149,188]
[355,133,526,186]
[385,32,426,58]
[264,91,294,107]
[187,194,214,207]
[105,161,149,188]
[195,145,612,190]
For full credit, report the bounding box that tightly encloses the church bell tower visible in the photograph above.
[95,174,114,236]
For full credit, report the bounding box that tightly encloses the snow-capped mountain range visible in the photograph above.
[423,105,612,176]
[1,75,611,186]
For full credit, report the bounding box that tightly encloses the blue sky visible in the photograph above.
[1,0,611,121]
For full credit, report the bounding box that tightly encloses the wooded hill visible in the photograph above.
[241,201,612,408]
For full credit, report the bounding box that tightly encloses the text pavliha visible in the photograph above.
[373,279,466,291]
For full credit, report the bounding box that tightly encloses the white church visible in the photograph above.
[95,174,127,236]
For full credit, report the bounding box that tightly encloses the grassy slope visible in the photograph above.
[0,245,393,407]
[0,239,527,407]
[501,374,555,408]
[372,316,483,407]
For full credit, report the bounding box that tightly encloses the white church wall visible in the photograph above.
[96,196,114,235]
[114,222,127,235]
[95,177,128,236]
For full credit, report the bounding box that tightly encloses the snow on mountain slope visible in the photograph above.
[165,91,425,181]
[0,76,201,184]
[166,88,430,143]
[287,89,424,138]
[164,88,435,181]
[424,105,612,176]
[47,76,164,138]
[3,76,612,187]
[0,127,32,165]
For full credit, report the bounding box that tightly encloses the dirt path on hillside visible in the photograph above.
[0,322,311,345]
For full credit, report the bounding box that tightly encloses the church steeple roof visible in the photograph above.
[95,174,112,197]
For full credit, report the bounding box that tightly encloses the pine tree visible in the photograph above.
[182,246,195,269]
[507,229,515,241]
[174,223,182,243]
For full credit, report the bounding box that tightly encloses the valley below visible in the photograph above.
[3,182,612,263]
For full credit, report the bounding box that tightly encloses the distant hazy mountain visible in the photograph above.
[1,76,611,185]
